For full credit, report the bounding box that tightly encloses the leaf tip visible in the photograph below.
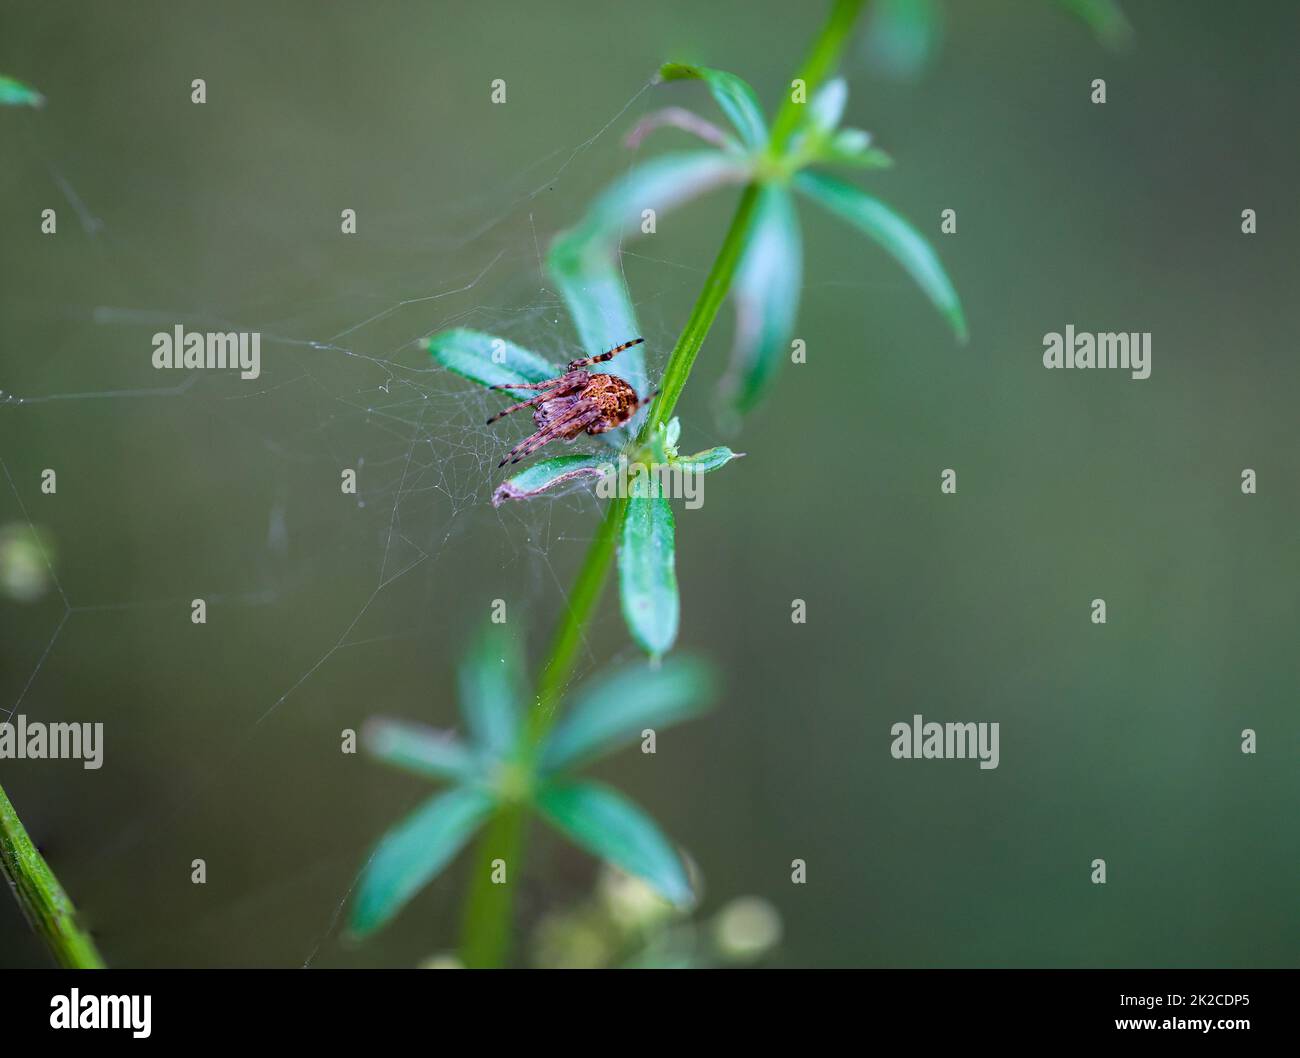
[950,307,970,345]
[656,62,696,84]
[1,77,45,108]
[660,870,698,910]
[346,897,384,940]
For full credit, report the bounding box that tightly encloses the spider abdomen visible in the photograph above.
[579,373,638,435]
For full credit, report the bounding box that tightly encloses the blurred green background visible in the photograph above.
[1,0,1296,967]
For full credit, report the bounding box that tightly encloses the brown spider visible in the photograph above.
[487,338,657,467]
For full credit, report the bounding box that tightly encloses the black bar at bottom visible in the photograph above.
[0,968,1290,1043]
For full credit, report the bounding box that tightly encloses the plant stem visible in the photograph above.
[530,493,630,739]
[640,184,762,436]
[456,188,761,971]
[529,180,760,740]
[458,0,868,968]
[767,0,867,154]
[0,780,106,969]
[458,802,526,969]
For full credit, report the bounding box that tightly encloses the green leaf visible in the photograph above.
[795,170,967,342]
[536,780,694,907]
[0,75,44,108]
[619,470,679,660]
[351,786,495,936]
[558,150,750,251]
[625,106,739,152]
[664,417,682,452]
[658,63,768,151]
[363,718,482,782]
[817,128,894,169]
[793,81,890,171]
[676,446,743,474]
[425,328,561,398]
[548,232,648,409]
[491,454,611,507]
[457,626,524,757]
[720,184,802,416]
[540,656,716,771]
[808,77,848,134]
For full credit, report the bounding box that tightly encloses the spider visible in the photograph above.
[487,337,657,467]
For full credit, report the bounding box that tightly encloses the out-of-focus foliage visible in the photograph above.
[528,864,783,969]
[350,626,716,935]
[863,0,1132,82]
[0,524,54,603]
[612,63,965,424]
[0,74,44,108]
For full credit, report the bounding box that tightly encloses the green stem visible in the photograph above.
[458,0,868,968]
[531,494,630,740]
[0,780,105,968]
[457,495,627,967]
[458,803,527,969]
[640,184,763,436]
[767,0,867,155]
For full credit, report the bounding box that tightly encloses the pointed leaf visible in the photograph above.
[492,454,610,507]
[664,417,682,452]
[541,656,716,771]
[548,232,648,410]
[719,184,802,416]
[795,170,967,342]
[676,447,743,474]
[0,75,44,108]
[557,151,751,251]
[808,77,848,134]
[351,786,495,936]
[619,470,678,660]
[457,626,523,756]
[625,106,738,152]
[818,128,894,170]
[792,83,884,168]
[425,328,562,398]
[363,718,482,782]
[832,128,873,153]
[658,63,768,151]
[537,780,694,907]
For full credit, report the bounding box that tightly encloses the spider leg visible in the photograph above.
[500,405,598,467]
[499,406,601,467]
[566,337,644,371]
[487,376,565,391]
[485,385,565,425]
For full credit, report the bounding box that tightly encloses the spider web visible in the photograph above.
[0,65,742,968]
